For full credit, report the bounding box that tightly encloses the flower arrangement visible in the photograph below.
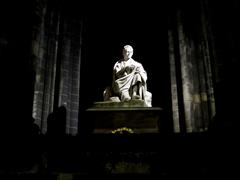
[105,161,150,174]
[111,127,134,134]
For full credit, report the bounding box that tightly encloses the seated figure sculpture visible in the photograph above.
[104,45,152,107]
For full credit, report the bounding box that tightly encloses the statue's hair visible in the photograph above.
[123,45,133,52]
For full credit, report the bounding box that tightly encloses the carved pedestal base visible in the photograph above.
[86,101,162,134]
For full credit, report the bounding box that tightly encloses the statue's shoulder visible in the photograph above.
[132,59,143,67]
[113,59,122,68]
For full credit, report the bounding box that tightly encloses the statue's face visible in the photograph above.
[123,48,133,60]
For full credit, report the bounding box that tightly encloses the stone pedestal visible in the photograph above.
[86,100,162,134]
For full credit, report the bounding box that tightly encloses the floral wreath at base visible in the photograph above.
[111,127,134,134]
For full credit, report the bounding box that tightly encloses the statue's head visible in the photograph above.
[123,45,133,60]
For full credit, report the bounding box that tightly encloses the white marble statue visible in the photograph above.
[104,45,152,107]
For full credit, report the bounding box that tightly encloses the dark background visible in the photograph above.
[0,0,239,178]
[80,2,170,109]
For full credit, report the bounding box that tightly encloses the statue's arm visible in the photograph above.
[114,64,127,78]
[135,64,147,82]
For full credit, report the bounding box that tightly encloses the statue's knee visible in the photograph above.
[134,74,142,82]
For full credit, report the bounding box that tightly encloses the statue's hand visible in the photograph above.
[125,65,135,74]
[125,66,132,74]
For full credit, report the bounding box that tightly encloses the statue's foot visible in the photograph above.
[123,97,131,102]
[132,95,140,100]
[121,91,131,102]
